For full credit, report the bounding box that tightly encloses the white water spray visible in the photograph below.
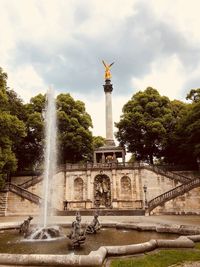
[42,87,57,227]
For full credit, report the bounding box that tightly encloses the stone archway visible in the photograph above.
[94,174,111,208]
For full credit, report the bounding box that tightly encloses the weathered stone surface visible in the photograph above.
[187,235,200,242]
[156,224,180,234]
[179,225,200,235]
[157,236,194,248]
[106,239,157,255]
[137,223,157,231]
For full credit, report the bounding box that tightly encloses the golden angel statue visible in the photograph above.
[102,60,114,80]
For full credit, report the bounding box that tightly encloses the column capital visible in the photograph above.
[103,79,113,93]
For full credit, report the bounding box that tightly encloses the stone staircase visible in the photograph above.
[18,175,43,189]
[143,165,191,184]
[9,183,41,205]
[0,191,8,216]
[148,177,200,212]
[17,165,65,189]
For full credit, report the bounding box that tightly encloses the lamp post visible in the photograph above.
[143,185,147,209]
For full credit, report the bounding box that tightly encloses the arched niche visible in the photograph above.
[121,176,131,199]
[94,174,111,208]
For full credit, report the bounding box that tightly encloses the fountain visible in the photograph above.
[25,87,61,240]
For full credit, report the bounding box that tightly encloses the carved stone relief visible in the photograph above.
[94,174,111,208]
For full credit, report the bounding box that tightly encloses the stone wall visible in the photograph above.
[152,187,200,215]
[9,172,65,215]
[64,168,178,210]
[10,175,33,185]
[8,168,200,215]
[7,191,39,215]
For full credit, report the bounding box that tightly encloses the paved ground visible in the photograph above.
[1,215,200,226]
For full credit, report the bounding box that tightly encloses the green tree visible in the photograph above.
[186,88,200,103]
[162,100,190,164]
[15,94,45,170]
[15,92,94,169]
[57,93,93,163]
[0,68,26,187]
[163,89,200,166]
[92,136,105,150]
[115,87,173,164]
[178,89,200,163]
[6,89,27,121]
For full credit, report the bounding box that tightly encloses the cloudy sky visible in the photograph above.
[1,0,200,137]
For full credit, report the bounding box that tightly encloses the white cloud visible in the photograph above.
[132,55,186,100]
[151,0,200,43]
[7,65,46,102]
[76,92,130,138]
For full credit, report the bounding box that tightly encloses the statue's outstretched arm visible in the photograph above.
[102,60,107,68]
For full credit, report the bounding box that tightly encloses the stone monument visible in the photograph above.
[93,61,125,165]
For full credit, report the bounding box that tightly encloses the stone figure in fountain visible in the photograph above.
[86,212,101,234]
[19,216,33,237]
[67,212,86,247]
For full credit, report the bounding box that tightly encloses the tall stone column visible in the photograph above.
[104,79,115,146]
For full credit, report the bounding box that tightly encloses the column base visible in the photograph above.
[105,139,115,146]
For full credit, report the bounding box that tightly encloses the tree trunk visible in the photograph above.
[149,154,154,165]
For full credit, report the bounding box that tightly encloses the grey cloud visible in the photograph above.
[10,1,200,97]
[73,4,91,24]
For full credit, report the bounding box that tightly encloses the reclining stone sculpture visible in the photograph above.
[86,213,101,234]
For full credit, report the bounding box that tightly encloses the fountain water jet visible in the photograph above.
[27,87,61,240]
[42,86,57,227]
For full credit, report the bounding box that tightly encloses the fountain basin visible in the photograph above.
[0,222,200,266]
[0,226,179,255]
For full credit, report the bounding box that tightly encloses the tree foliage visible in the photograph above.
[92,136,105,150]
[116,87,174,164]
[57,93,93,163]
[0,68,26,188]
[178,89,200,162]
